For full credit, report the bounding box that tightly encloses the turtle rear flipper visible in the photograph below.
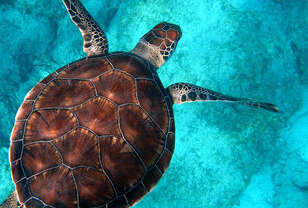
[62,0,108,56]
[167,82,279,113]
[0,191,18,208]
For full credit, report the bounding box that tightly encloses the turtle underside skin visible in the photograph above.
[9,52,175,208]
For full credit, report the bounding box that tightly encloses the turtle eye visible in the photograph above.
[153,30,166,38]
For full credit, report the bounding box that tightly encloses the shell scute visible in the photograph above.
[93,70,137,105]
[72,97,120,137]
[24,83,44,101]
[58,57,112,79]
[137,79,169,133]
[119,104,165,168]
[11,160,25,183]
[15,178,31,204]
[156,150,172,173]
[29,166,77,208]
[166,132,175,153]
[40,72,58,85]
[15,101,33,121]
[100,136,145,194]
[52,128,100,168]
[9,140,23,162]
[142,166,162,191]
[108,196,129,208]
[22,142,62,177]
[10,121,25,142]
[35,79,95,108]
[24,109,77,144]
[126,182,147,206]
[73,167,115,207]
[25,198,44,208]
[108,53,153,79]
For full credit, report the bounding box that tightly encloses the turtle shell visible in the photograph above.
[9,52,175,208]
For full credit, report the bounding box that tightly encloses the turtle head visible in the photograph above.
[131,22,182,68]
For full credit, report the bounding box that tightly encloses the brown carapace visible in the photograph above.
[10,53,175,208]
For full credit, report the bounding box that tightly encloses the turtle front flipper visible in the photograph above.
[62,0,108,56]
[167,83,279,113]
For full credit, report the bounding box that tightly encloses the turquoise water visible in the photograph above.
[0,0,307,207]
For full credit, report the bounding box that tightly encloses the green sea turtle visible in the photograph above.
[1,0,279,207]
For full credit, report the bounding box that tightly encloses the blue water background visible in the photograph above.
[0,0,307,207]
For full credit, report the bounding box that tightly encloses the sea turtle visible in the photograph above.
[1,0,279,208]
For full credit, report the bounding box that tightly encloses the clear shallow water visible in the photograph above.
[0,0,307,207]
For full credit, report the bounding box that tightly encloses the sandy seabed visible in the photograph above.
[0,0,307,207]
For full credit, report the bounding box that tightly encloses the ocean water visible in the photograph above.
[0,0,307,207]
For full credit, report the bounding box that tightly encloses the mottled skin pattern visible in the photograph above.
[10,53,175,208]
[62,0,108,56]
[145,22,182,60]
[168,83,279,112]
[131,22,181,68]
